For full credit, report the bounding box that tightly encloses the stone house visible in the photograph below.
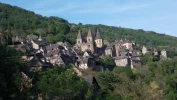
[161,49,169,58]
[122,40,134,50]
[114,56,130,67]
[46,44,59,53]
[105,43,116,57]
[142,45,153,55]
[153,47,161,56]
[31,37,48,50]
[83,51,92,58]
[29,56,52,72]
[78,57,95,69]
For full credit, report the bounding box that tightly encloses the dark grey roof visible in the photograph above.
[30,56,52,67]
[105,43,114,50]
[123,39,131,43]
[82,57,89,64]
[77,30,82,39]
[95,29,102,39]
[130,52,139,57]
[87,28,93,38]
[33,40,48,46]
[29,56,44,67]
[114,56,129,60]
[73,48,84,56]
[60,54,73,64]
[120,52,129,56]
[45,50,59,57]
[161,49,170,51]
[46,44,59,51]
[144,46,152,50]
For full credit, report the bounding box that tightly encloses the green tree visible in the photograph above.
[0,44,29,99]
[37,67,89,99]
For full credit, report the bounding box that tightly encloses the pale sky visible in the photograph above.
[1,0,177,37]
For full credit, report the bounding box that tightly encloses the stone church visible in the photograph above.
[75,28,103,53]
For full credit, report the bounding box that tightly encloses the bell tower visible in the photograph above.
[95,28,103,48]
[86,28,94,52]
[76,30,83,44]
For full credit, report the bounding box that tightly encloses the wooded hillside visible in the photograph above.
[0,2,177,46]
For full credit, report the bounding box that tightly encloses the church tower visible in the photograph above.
[95,28,103,48]
[76,30,83,45]
[87,28,93,42]
[87,28,94,52]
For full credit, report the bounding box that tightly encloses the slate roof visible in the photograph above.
[45,50,59,57]
[123,39,131,43]
[60,54,73,64]
[114,56,129,60]
[87,28,93,38]
[95,29,102,39]
[29,56,51,67]
[144,46,153,50]
[80,57,89,64]
[33,40,48,46]
[130,52,139,57]
[161,49,170,51]
[46,44,59,51]
[105,43,114,50]
[77,30,82,39]
[119,52,129,56]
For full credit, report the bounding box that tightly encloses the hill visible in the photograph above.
[0,2,177,47]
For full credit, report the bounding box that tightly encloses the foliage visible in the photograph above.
[37,67,89,99]
[0,44,29,99]
[98,56,116,71]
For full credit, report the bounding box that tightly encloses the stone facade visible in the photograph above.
[142,45,152,55]
[114,56,130,67]
[161,49,169,58]
[75,28,103,53]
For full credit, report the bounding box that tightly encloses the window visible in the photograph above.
[88,45,90,48]
[78,41,80,43]
[88,39,90,41]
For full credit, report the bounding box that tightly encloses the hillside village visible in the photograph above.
[1,2,177,99]
[0,28,170,73]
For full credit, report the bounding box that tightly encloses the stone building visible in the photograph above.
[78,57,95,69]
[105,43,116,57]
[95,29,103,48]
[142,45,153,55]
[31,37,48,50]
[114,56,130,67]
[75,28,103,53]
[161,49,169,58]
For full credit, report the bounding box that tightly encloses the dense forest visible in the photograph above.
[0,3,177,46]
[0,2,177,100]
